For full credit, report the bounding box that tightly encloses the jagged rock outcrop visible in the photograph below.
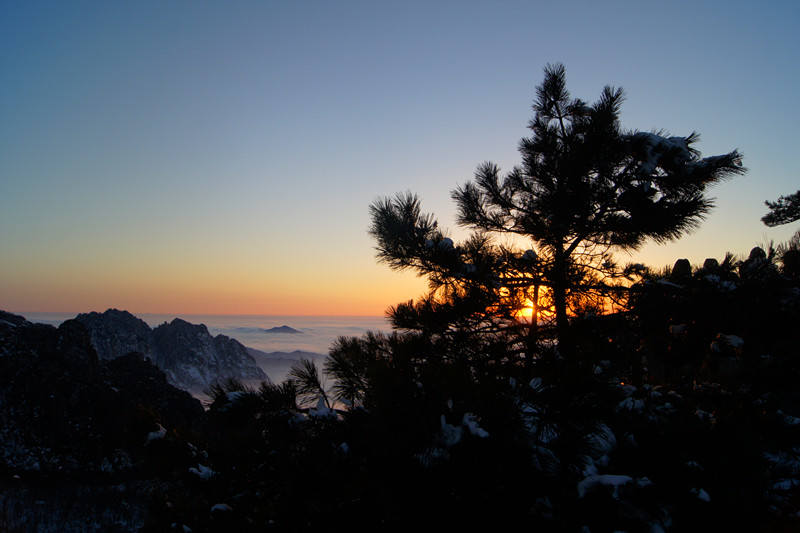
[75,309,267,394]
[73,308,154,361]
[152,318,268,393]
[0,313,208,531]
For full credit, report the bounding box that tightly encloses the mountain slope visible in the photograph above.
[0,313,207,531]
[75,309,267,394]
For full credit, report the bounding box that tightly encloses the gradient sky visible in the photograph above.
[2,1,799,316]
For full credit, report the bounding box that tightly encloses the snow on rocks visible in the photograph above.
[777,410,800,426]
[577,473,632,498]
[435,412,489,444]
[189,463,216,480]
[288,412,307,426]
[711,333,744,353]
[418,413,491,467]
[685,460,704,471]
[689,487,711,502]
[211,503,233,513]
[703,274,737,292]
[694,409,715,424]
[437,415,463,447]
[218,391,248,412]
[145,424,167,444]
[462,413,489,438]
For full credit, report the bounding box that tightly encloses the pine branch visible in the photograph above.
[762,190,800,227]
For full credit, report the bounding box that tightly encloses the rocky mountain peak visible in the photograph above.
[75,309,154,361]
[75,309,267,394]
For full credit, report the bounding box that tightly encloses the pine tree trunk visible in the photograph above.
[524,284,540,370]
[553,246,571,358]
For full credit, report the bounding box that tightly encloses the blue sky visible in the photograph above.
[2,1,798,315]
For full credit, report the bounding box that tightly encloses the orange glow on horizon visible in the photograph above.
[1,266,430,318]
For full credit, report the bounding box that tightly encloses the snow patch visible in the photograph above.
[189,463,216,480]
[211,503,233,513]
[462,413,489,438]
[146,424,167,444]
[777,410,800,426]
[635,132,693,175]
[577,474,634,499]
[711,333,744,352]
[704,275,737,292]
[694,410,715,424]
[308,397,337,419]
[437,415,462,447]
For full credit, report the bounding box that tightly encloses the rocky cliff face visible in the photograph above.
[152,318,268,393]
[75,309,267,394]
[74,309,154,361]
[0,312,207,531]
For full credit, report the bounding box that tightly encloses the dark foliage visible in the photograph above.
[763,190,800,227]
[370,63,745,356]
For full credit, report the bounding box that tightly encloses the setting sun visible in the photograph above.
[516,300,535,320]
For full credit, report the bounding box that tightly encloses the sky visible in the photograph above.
[2,1,799,316]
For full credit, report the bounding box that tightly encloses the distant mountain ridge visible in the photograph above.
[74,309,267,394]
[233,325,304,334]
[264,325,303,334]
[246,348,325,385]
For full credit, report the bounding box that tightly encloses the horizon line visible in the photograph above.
[9,309,389,318]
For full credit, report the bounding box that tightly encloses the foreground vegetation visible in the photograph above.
[192,246,800,532]
[3,65,798,531]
